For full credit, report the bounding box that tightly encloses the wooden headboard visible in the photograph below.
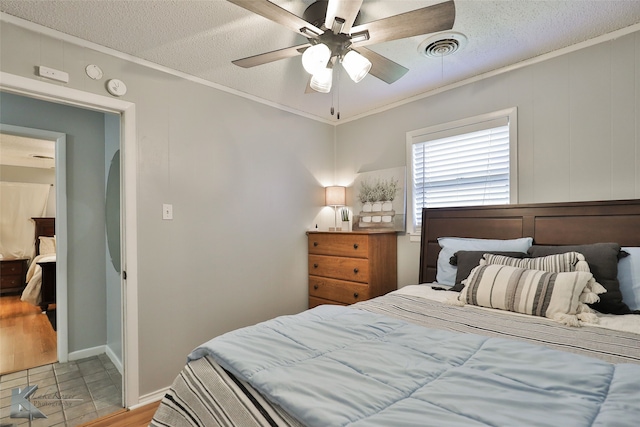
[32,217,55,256]
[419,199,640,283]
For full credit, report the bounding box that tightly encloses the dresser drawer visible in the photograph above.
[309,276,370,304]
[308,233,369,258]
[309,255,369,283]
[0,261,25,276]
[0,258,28,293]
[1,275,24,288]
[309,296,346,308]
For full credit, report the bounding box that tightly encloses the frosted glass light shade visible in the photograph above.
[310,68,333,93]
[302,44,331,75]
[342,50,371,83]
[325,186,346,206]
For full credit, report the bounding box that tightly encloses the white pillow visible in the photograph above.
[436,237,533,285]
[39,236,56,255]
[618,247,640,311]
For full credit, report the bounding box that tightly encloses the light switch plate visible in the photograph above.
[162,204,173,220]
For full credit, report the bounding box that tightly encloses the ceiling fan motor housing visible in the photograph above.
[303,0,361,30]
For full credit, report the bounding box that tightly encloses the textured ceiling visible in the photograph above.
[1,0,640,123]
[0,133,55,169]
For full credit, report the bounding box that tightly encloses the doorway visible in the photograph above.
[0,126,62,374]
[0,71,139,409]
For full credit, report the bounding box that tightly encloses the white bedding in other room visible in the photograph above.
[21,253,55,306]
[394,284,640,335]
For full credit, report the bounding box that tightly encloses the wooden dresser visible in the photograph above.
[307,231,397,308]
[0,258,29,294]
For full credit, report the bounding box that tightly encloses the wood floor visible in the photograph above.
[0,294,57,375]
[79,401,160,427]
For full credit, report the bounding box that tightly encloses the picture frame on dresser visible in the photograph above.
[351,166,407,232]
[307,230,397,308]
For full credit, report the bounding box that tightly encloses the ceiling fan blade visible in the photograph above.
[325,0,363,34]
[350,0,455,47]
[356,48,409,84]
[227,0,323,38]
[232,44,310,68]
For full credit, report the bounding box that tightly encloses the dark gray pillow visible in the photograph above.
[449,251,529,292]
[527,243,630,314]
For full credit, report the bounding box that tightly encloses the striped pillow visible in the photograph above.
[479,252,607,306]
[480,251,583,272]
[459,264,597,326]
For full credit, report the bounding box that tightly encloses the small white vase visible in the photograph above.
[382,201,393,211]
[372,202,382,212]
[363,202,373,212]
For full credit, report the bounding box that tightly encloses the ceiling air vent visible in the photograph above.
[418,32,467,58]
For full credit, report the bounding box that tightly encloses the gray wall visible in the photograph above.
[0,21,335,396]
[335,30,640,288]
[0,91,108,353]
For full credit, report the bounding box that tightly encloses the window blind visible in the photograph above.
[412,118,510,228]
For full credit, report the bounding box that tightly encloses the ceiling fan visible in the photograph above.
[227,0,456,93]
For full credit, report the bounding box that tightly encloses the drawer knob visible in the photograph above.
[354,292,359,299]
[313,284,318,290]
[353,243,359,249]
[313,263,318,268]
[313,242,318,247]
[353,268,359,274]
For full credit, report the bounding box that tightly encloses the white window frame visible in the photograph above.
[406,108,518,242]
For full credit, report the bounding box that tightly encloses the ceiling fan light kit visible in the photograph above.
[227,0,456,102]
[302,43,332,74]
[342,50,372,83]
[310,67,333,93]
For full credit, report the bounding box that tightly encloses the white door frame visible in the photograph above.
[0,71,140,407]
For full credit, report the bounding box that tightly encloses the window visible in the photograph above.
[406,108,517,237]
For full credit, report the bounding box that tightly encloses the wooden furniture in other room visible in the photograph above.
[0,258,29,294]
[32,217,56,311]
[38,261,56,311]
[307,231,397,308]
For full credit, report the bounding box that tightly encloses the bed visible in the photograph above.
[21,217,56,311]
[151,199,640,427]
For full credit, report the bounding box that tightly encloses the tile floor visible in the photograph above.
[0,354,123,427]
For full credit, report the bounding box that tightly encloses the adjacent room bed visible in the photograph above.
[21,217,56,311]
[151,199,640,427]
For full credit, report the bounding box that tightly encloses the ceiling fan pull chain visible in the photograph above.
[337,69,341,120]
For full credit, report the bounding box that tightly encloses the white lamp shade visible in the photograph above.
[342,50,372,83]
[310,68,333,93]
[325,186,346,206]
[302,44,331,75]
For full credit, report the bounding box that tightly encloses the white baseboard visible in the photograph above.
[130,386,170,410]
[68,344,124,376]
[105,345,123,375]
[68,345,106,361]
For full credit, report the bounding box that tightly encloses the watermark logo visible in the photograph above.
[10,384,83,420]
[10,385,46,419]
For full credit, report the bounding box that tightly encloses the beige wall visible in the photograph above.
[336,30,640,288]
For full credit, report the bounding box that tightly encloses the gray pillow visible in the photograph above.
[527,243,630,314]
[449,251,529,292]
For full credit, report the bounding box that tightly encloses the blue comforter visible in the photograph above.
[189,305,640,426]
